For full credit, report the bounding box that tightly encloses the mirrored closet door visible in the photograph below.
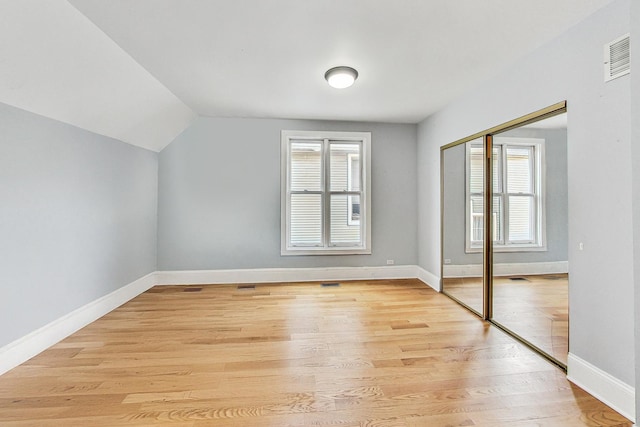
[441,138,484,315]
[440,102,569,369]
[490,112,569,366]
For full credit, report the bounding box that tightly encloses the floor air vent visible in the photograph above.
[321,283,340,287]
[509,277,529,282]
[604,33,630,82]
[183,287,202,292]
[237,284,256,289]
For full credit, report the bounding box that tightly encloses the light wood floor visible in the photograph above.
[443,274,569,365]
[0,279,630,426]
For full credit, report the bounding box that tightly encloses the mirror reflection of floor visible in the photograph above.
[443,274,568,366]
[442,276,484,314]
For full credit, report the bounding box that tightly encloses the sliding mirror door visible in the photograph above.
[440,102,568,369]
[490,113,569,367]
[441,138,484,315]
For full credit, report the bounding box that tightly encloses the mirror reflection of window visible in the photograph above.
[466,138,545,252]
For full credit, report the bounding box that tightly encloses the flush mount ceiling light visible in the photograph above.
[324,66,358,89]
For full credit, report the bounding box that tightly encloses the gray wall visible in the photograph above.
[442,127,568,266]
[632,0,640,421]
[158,117,417,270]
[418,0,633,386]
[0,102,158,348]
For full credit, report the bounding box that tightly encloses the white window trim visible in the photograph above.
[465,137,547,253]
[281,130,372,256]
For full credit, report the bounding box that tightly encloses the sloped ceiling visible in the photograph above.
[0,0,617,151]
[0,0,196,152]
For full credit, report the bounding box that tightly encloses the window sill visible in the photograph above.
[281,247,371,256]
[465,245,547,254]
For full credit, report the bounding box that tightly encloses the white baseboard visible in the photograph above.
[567,353,635,422]
[443,261,569,278]
[416,266,440,291]
[0,272,156,376]
[155,265,419,286]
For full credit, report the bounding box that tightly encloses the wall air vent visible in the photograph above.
[604,33,630,82]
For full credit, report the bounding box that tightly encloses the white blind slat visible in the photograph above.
[290,141,322,191]
[330,194,361,244]
[469,145,483,194]
[508,195,534,241]
[330,143,360,192]
[506,146,533,193]
[290,193,322,246]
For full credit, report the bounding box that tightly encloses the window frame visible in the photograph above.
[281,130,372,256]
[465,137,546,253]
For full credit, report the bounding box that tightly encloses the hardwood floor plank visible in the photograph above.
[0,279,630,426]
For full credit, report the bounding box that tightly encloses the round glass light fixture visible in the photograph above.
[324,66,358,89]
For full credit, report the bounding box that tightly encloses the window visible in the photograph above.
[466,137,545,252]
[281,130,371,255]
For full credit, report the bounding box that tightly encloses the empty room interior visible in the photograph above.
[1,0,639,426]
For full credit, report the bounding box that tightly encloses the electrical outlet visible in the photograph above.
[444,259,452,264]
[386,259,395,265]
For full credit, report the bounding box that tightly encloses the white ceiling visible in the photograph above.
[0,1,616,151]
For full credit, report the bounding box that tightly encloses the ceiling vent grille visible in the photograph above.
[604,33,630,82]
